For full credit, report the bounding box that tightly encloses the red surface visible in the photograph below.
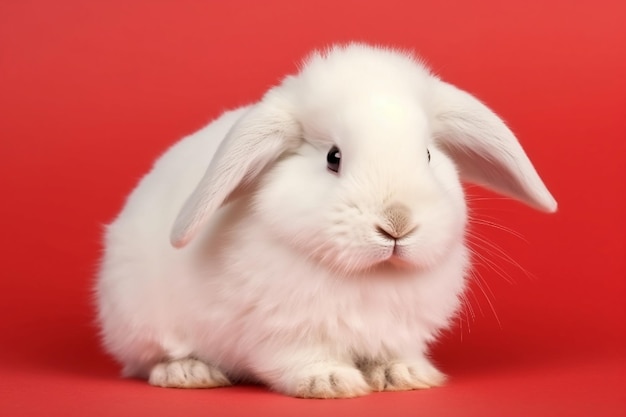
[0,1,624,416]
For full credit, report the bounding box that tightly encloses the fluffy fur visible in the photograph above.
[95,43,556,398]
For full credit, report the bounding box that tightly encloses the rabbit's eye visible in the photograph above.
[427,148,431,163]
[327,146,341,173]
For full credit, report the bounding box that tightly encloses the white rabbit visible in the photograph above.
[95,43,557,398]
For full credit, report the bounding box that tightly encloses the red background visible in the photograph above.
[1,1,624,416]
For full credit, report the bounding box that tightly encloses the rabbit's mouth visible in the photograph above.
[366,256,422,276]
[368,239,447,275]
[384,254,415,269]
[369,246,422,273]
[385,241,414,262]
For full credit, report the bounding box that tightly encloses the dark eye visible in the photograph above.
[427,148,431,163]
[327,146,341,173]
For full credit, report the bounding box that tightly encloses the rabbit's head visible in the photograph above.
[170,44,556,275]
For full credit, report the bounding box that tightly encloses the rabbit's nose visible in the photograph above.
[376,204,417,240]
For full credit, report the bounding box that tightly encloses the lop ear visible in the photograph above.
[431,81,557,212]
[170,100,300,248]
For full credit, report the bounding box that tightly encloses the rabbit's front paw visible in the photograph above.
[361,359,446,392]
[148,358,231,389]
[288,363,371,398]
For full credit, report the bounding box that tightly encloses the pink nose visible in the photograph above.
[376,203,417,239]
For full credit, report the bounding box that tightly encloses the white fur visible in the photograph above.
[95,43,556,398]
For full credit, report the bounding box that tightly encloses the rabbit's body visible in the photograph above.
[96,44,556,398]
